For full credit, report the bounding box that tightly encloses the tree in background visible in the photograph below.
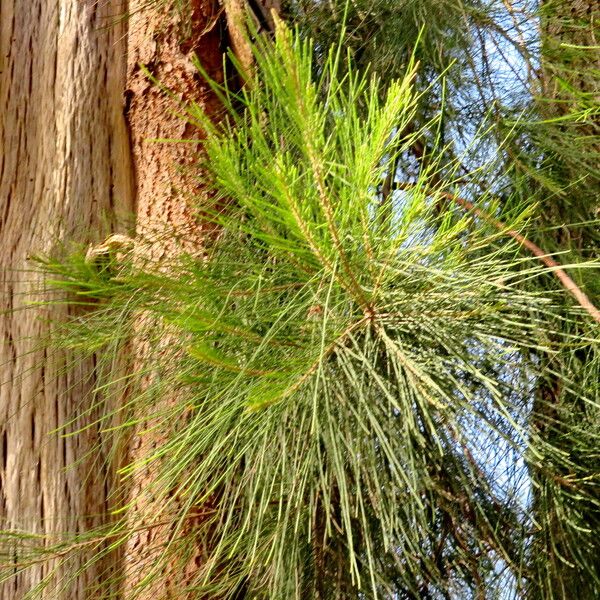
[517,2,600,596]
[1,1,598,598]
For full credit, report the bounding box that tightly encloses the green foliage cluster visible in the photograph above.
[13,17,598,599]
[3,1,599,598]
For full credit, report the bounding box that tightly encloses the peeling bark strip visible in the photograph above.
[123,1,224,597]
[0,1,133,599]
[223,0,280,75]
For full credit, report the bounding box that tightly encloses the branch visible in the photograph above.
[395,182,600,324]
[222,0,280,79]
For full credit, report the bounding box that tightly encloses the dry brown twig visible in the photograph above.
[394,182,600,324]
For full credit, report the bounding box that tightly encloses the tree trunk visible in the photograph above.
[121,2,224,597]
[0,1,133,599]
[531,1,600,598]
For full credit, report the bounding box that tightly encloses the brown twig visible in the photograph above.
[395,182,600,323]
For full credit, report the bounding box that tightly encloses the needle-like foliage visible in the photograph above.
[11,19,599,599]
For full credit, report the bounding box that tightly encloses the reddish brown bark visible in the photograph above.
[121,2,225,597]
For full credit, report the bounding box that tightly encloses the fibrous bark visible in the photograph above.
[0,1,133,598]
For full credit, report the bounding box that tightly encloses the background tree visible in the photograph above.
[519,1,600,596]
[287,3,600,594]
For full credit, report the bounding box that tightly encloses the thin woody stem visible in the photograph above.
[395,182,600,324]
